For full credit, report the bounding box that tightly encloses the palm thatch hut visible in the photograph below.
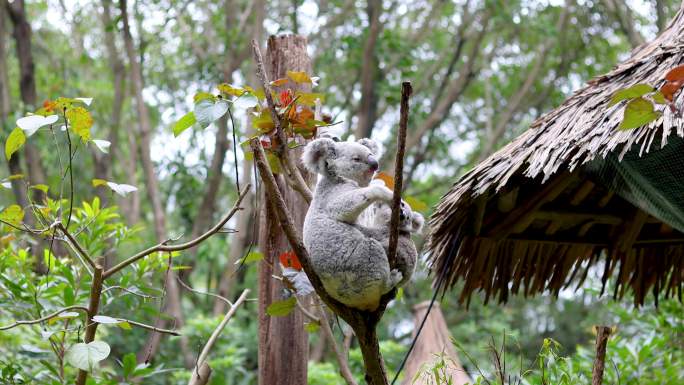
[427,5,684,306]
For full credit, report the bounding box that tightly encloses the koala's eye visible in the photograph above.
[352,156,361,162]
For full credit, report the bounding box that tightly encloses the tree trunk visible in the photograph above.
[591,326,612,385]
[257,34,313,385]
[119,0,190,365]
[355,0,382,139]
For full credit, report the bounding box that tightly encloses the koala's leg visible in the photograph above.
[328,185,393,223]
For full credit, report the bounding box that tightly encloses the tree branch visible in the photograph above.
[0,306,89,331]
[250,39,313,204]
[387,82,411,268]
[188,289,250,385]
[115,318,181,336]
[103,186,251,279]
[318,303,359,385]
[56,222,97,270]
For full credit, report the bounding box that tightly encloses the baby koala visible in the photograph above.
[302,137,403,310]
[364,188,424,287]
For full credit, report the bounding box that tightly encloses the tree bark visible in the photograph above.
[119,0,189,365]
[602,0,645,48]
[355,0,382,139]
[257,34,312,385]
[591,326,612,385]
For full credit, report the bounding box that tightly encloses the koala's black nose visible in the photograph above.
[368,155,379,171]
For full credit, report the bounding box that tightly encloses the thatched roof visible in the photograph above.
[427,5,684,306]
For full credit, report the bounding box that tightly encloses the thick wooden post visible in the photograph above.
[257,35,313,385]
[591,326,612,385]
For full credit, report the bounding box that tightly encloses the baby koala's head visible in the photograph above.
[368,184,424,233]
[302,137,381,186]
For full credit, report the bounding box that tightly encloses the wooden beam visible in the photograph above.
[615,209,648,254]
[472,193,487,236]
[597,191,614,208]
[485,172,576,237]
[534,211,622,226]
[570,180,595,205]
[497,187,518,212]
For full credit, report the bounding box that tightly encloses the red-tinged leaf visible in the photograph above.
[374,171,395,191]
[664,65,684,82]
[270,78,289,87]
[279,89,294,106]
[279,250,302,270]
[660,80,683,102]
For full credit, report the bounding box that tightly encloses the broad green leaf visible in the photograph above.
[65,107,93,142]
[295,92,325,106]
[7,174,24,180]
[123,353,137,377]
[92,179,108,187]
[266,152,282,174]
[233,92,259,109]
[619,97,661,130]
[609,84,655,106]
[652,91,668,104]
[172,111,196,137]
[63,286,75,306]
[16,114,58,137]
[48,311,80,324]
[0,205,24,226]
[92,315,121,324]
[235,251,264,265]
[266,297,296,317]
[404,196,428,212]
[287,71,312,84]
[194,99,229,128]
[5,127,26,160]
[193,92,215,103]
[92,140,111,153]
[65,341,110,372]
[106,182,138,197]
[304,321,320,333]
[31,184,49,193]
[252,111,275,133]
[117,321,132,330]
[217,83,245,97]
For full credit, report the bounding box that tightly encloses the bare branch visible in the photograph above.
[117,318,181,336]
[387,82,412,268]
[0,306,89,331]
[189,289,250,385]
[101,285,160,299]
[104,185,251,279]
[177,276,232,307]
[56,222,97,270]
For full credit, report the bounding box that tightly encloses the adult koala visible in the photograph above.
[365,194,424,287]
[302,137,402,310]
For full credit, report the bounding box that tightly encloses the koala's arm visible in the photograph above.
[328,185,393,223]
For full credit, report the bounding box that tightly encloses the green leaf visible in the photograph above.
[287,71,312,84]
[31,184,49,193]
[304,321,320,333]
[404,196,428,212]
[117,321,132,330]
[217,83,245,97]
[63,286,75,306]
[92,179,107,187]
[193,92,215,103]
[172,111,196,137]
[233,92,259,109]
[5,127,26,161]
[619,97,661,130]
[266,297,296,317]
[65,107,93,142]
[609,84,655,106]
[0,205,24,226]
[235,250,264,265]
[122,353,137,377]
[266,152,281,174]
[652,91,668,104]
[65,341,110,372]
[194,99,229,128]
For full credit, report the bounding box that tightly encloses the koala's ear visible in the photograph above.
[411,213,425,233]
[357,138,380,156]
[302,138,336,174]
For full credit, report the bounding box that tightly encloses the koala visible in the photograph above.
[302,137,402,310]
[365,196,424,287]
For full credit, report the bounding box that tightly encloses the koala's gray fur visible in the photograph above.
[365,196,424,287]
[302,137,402,310]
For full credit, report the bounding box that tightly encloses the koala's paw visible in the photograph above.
[388,269,403,289]
[369,184,394,202]
[411,212,425,233]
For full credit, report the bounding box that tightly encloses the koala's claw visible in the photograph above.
[389,269,403,287]
[371,185,394,202]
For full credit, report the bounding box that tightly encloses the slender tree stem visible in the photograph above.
[0,306,89,330]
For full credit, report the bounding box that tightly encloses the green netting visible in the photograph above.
[586,135,684,233]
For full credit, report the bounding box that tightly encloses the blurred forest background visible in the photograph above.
[0,0,682,384]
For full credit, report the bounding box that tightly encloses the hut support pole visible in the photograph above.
[591,326,612,385]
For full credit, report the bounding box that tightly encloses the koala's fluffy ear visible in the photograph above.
[357,138,380,156]
[302,138,336,174]
[411,213,425,233]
